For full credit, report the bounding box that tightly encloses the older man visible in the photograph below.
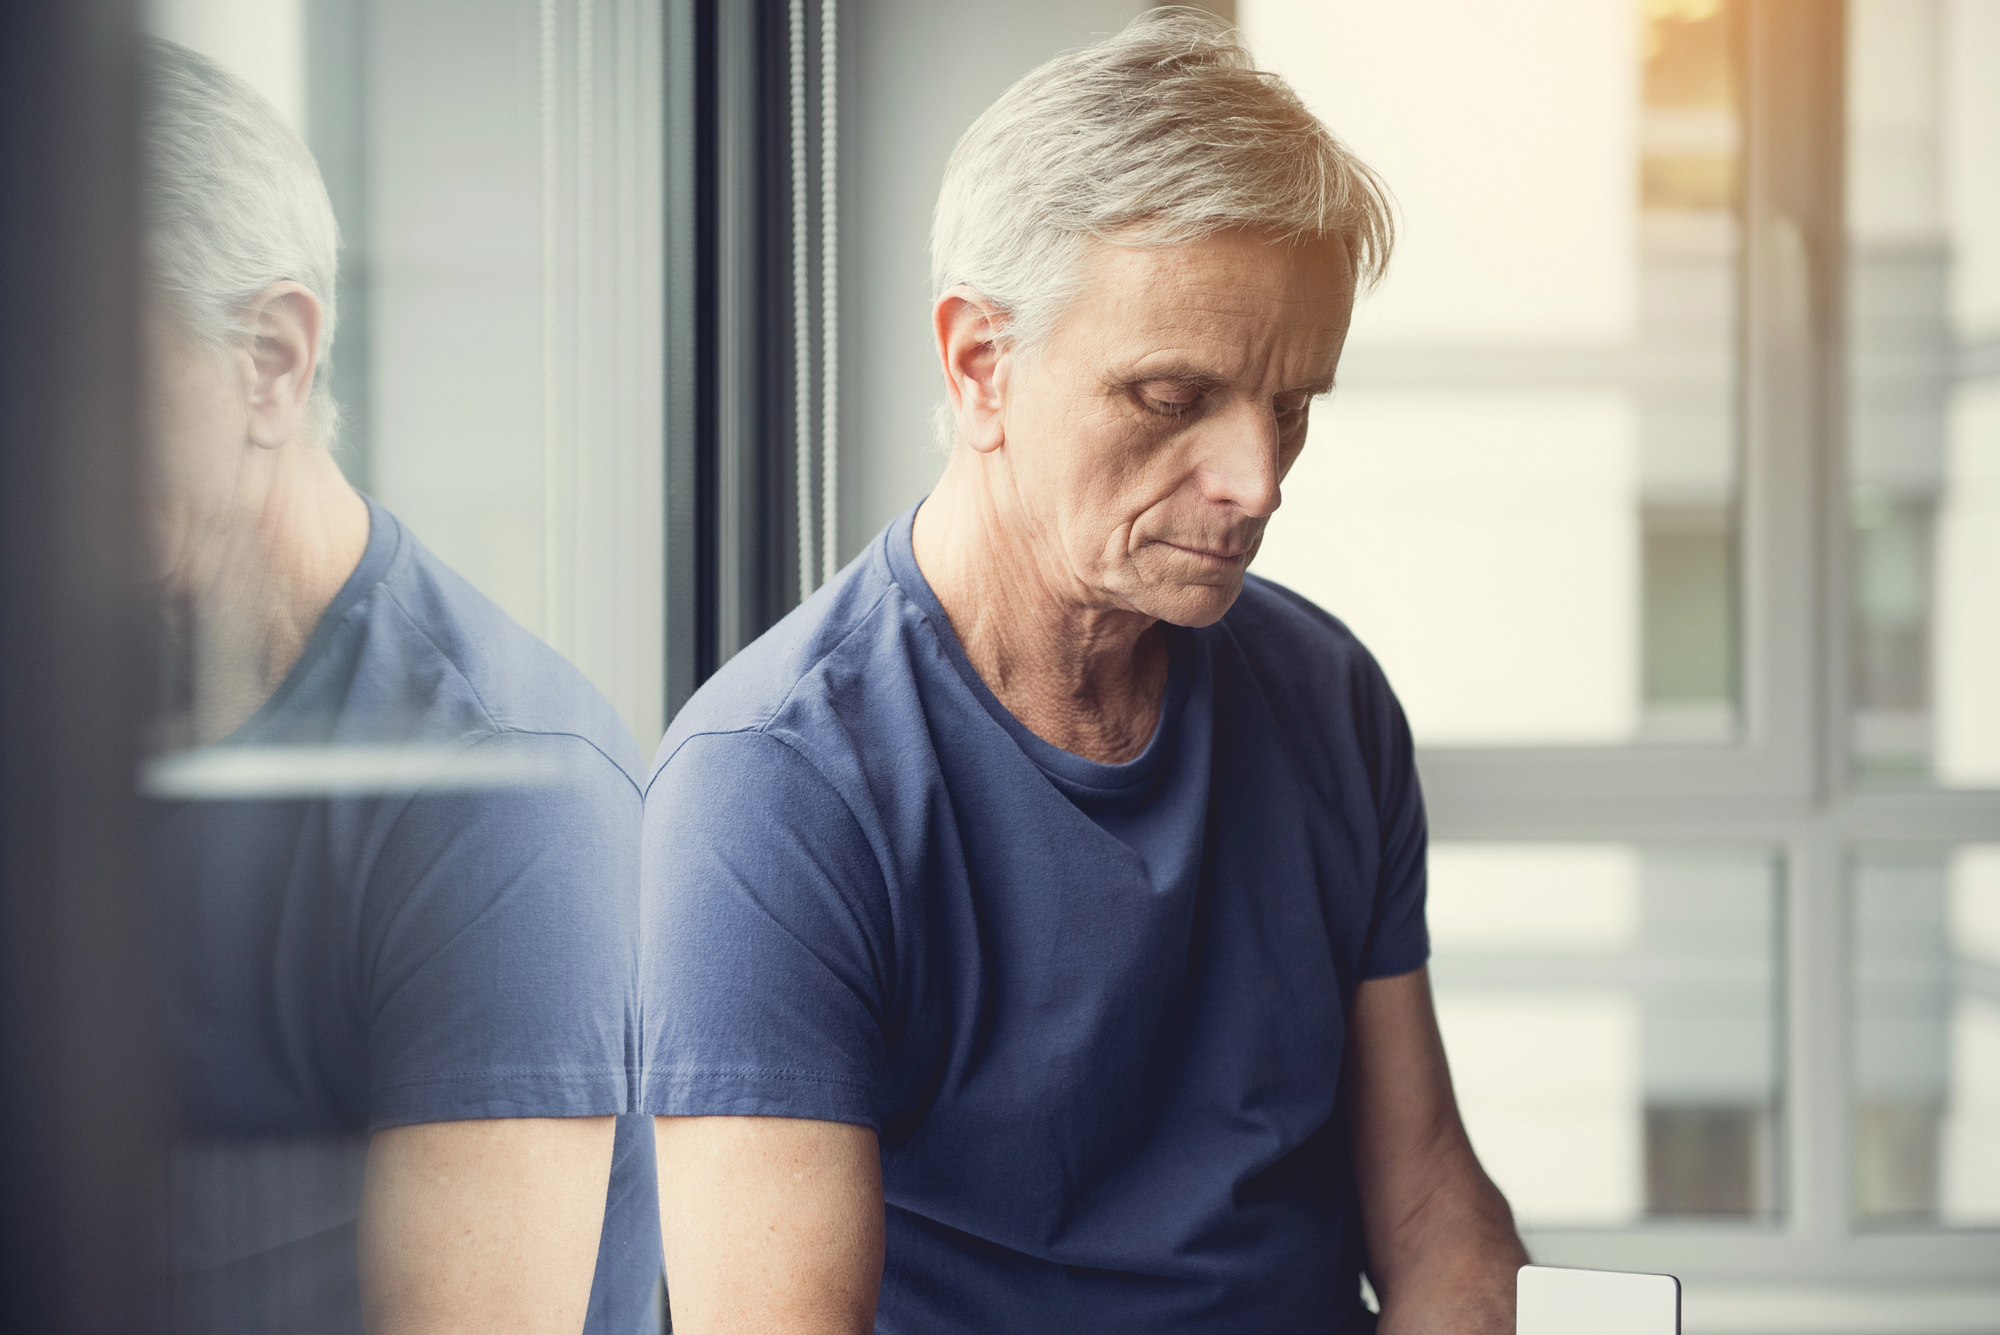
[642,11,1527,1335]
[141,40,655,1334]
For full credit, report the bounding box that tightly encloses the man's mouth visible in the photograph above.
[1161,539,1253,563]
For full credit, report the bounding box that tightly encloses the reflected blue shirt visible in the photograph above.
[152,498,658,1335]
[642,505,1428,1333]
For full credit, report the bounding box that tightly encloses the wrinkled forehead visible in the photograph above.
[1056,229,1356,379]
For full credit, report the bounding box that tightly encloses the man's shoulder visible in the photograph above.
[335,511,644,788]
[649,538,922,789]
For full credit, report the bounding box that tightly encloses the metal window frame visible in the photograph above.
[664,0,805,718]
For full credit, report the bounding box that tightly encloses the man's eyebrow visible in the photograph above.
[1113,362,1338,396]
[1111,360,1226,389]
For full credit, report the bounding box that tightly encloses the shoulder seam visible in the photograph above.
[645,578,901,797]
[374,584,643,797]
[471,726,644,799]
[648,725,767,797]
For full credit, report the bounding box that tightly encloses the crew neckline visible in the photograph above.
[884,501,1190,794]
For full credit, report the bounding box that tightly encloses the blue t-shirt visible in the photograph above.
[151,498,660,1335]
[641,505,1428,1333]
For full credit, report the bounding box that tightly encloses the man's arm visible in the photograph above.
[1348,967,1528,1334]
[357,1116,616,1335]
[655,1115,883,1335]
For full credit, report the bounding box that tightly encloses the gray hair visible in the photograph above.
[930,6,1393,436]
[140,38,342,445]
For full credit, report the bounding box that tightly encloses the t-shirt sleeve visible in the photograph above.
[1356,652,1430,980]
[359,731,641,1130]
[640,729,890,1130]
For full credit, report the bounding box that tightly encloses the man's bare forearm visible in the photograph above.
[1367,1134,1527,1335]
[1346,971,1528,1335]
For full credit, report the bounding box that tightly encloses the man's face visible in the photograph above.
[994,227,1354,628]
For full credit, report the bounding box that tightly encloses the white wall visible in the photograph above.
[838,0,1149,558]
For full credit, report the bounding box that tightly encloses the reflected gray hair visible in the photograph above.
[140,38,341,444]
[929,8,1394,442]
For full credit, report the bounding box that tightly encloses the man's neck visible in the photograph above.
[163,441,371,747]
[910,454,1169,766]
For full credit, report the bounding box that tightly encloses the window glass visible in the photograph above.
[153,0,668,749]
[1847,0,2000,789]
[1241,0,1740,747]
[1854,843,2000,1226]
[1428,843,1781,1225]
[137,2,664,1327]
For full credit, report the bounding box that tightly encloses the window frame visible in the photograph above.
[1414,0,2000,1290]
[664,0,810,718]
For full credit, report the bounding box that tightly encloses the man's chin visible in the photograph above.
[1136,576,1248,630]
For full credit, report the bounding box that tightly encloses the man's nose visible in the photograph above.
[1201,402,1284,520]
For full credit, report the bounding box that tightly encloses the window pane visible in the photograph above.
[1242,0,1740,748]
[1854,844,2000,1226]
[311,0,666,748]
[143,0,667,719]
[139,3,664,1327]
[1847,0,2000,788]
[1428,843,1781,1225]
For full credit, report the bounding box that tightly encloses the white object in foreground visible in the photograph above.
[1518,1264,1680,1335]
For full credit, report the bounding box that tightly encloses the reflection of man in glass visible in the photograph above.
[643,12,1525,1335]
[140,40,655,1334]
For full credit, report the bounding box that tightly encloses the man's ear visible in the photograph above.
[240,282,323,450]
[933,286,1010,454]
